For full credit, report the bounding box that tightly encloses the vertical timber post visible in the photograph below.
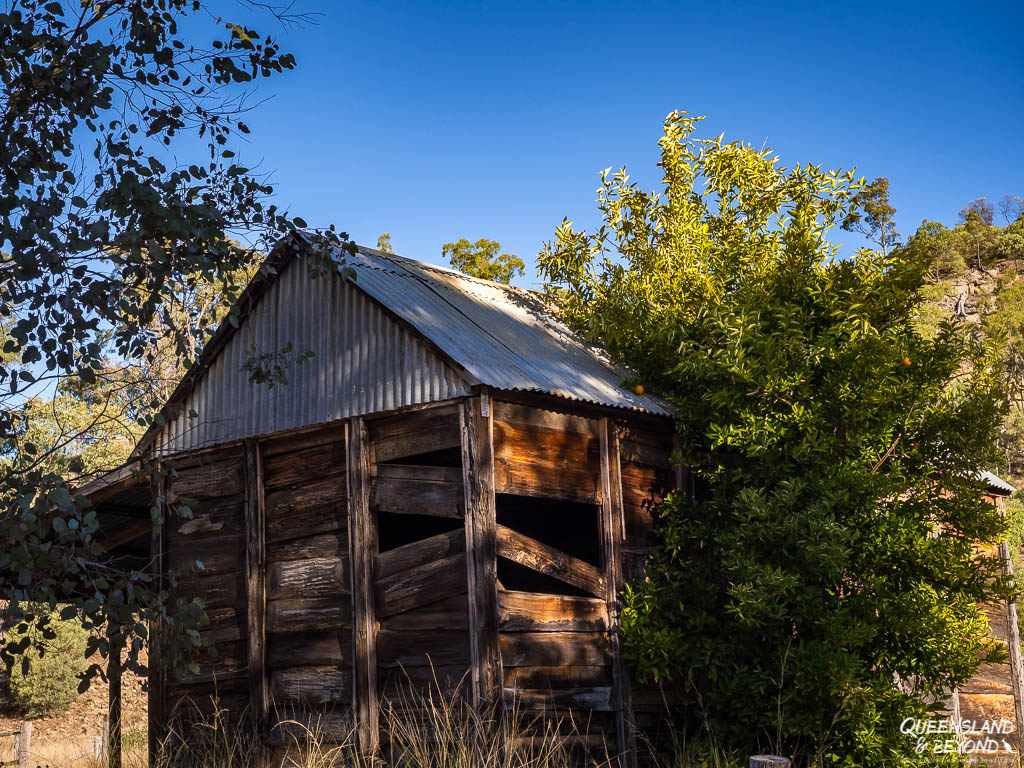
[244,439,268,761]
[348,417,378,752]
[108,644,122,768]
[601,419,636,767]
[1000,536,1024,742]
[462,390,500,711]
[148,465,166,767]
[16,720,31,768]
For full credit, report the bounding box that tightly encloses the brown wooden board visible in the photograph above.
[167,458,244,501]
[267,596,352,633]
[375,552,467,618]
[379,594,469,631]
[493,401,601,438]
[266,502,346,545]
[267,556,350,600]
[500,632,611,667]
[266,532,348,563]
[493,421,599,474]
[165,499,244,542]
[494,458,600,503]
[377,630,471,668]
[166,534,244,577]
[267,630,353,668]
[271,666,349,706]
[502,665,611,689]
[371,476,464,518]
[370,406,461,463]
[498,591,608,632]
[961,663,1016,695]
[504,686,615,712]
[495,526,604,598]
[379,664,471,700]
[263,441,347,489]
[265,476,346,521]
[375,529,466,580]
[168,571,245,612]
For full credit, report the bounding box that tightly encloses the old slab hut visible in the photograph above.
[87,232,677,758]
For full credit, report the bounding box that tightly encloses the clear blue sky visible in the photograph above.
[236,0,1023,286]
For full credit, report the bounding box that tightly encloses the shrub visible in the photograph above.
[7,609,88,717]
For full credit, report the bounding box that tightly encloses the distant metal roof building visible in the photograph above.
[979,469,1016,495]
[139,234,671,456]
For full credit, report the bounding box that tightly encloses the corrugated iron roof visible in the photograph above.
[978,469,1016,495]
[340,243,673,417]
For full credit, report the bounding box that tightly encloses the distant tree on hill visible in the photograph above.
[443,238,525,283]
[842,176,900,254]
[902,221,967,281]
[960,199,999,270]
[999,195,1024,225]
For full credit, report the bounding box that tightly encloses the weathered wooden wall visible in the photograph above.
[261,428,350,741]
[153,395,677,759]
[163,446,249,723]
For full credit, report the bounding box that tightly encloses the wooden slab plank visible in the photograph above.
[377,630,471,668]
[374,529,465,580]
[244,439,267,743]
[379,594,470,631]
[495,525,605,598]
[370,476,464,518]
[379,664,471,699]
[266,596,352,633]
[270,666,349,706]
[267,630,352,668]
[493,402,600,437]
[498,591,608,632]
[266,532,348,563]
[504,686,615,712]
[494,458,600,504]
[263,441,346,489]
[499,632,611,667]
[492,421,599,474]
[265,476,347,518]
[166,499,244,541]
[168,571,244,611]
[502,665,611,689]
[375,552,467,618]
[167,458,244,501]
[167,534,243,576]
[267,556,350,600]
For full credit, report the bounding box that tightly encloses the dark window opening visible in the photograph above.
[496,558,591,598]
[377,446,462,468]
[377,511,463,553]
[496,495,601,567]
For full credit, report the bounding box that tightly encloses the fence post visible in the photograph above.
[16,720,31,768]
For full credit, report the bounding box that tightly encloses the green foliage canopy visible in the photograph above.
[539,111,1011,764]
[443,237,525,283]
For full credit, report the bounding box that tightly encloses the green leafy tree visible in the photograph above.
[7,608,88,717]
[841,176,900,254]
[0,0,355,688]
[443,238,525,283]
[539,111,1011,765]
[900,221,966,281]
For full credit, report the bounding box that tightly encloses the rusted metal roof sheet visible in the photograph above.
[344,245,673,417]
